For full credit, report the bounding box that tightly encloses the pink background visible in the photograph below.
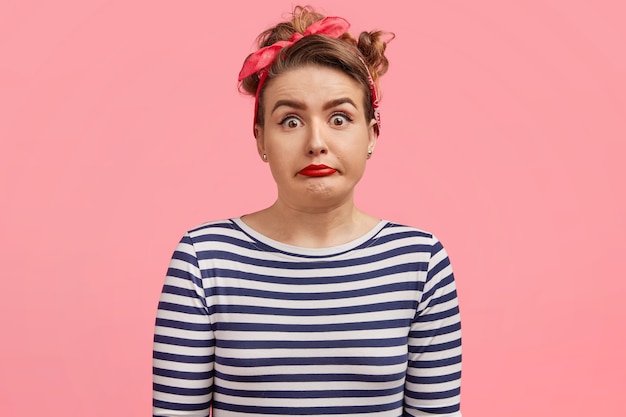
[1,1,625,416]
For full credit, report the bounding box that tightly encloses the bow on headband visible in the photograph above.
[238,16,381,136]
[238,17,350,80]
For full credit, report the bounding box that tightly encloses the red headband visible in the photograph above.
[238,16,381,136]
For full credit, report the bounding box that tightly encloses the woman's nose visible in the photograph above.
[306,122,328,155]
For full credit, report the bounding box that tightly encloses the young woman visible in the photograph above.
[153,6,462,416]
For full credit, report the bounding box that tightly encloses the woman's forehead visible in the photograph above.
[264,66,365,106]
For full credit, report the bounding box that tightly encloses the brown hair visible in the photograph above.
[239,5,393,134]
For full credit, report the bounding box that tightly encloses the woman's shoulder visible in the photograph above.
[379,220,438,242]
[176,218,258,254]
[186,218,237,236]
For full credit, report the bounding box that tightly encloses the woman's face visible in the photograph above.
[256,65,377,211]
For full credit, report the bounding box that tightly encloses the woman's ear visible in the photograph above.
[255,125,267,161]
[368,118,378,151]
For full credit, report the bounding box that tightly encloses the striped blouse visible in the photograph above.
[153,218,462,416]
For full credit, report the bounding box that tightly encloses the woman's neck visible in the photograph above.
[241,199,380,248]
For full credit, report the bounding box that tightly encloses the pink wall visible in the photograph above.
[1,1,624,415]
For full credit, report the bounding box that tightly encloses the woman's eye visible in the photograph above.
[280,116,301,128]
[330,114,351,126]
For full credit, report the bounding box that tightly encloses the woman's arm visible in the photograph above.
[404,237,462,416]
[153,233,214,417]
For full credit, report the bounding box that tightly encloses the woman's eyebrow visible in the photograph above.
[271,97,358,114]
[271,99,306,113]
[323,97,358,110]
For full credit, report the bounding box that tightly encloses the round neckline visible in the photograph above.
[230,217,389,258]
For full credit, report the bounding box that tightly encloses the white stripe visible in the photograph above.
[216,327,408,342]
[216,345,407,360]
[215,391,404,408]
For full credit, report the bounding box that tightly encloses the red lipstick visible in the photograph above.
[298,164,337,177]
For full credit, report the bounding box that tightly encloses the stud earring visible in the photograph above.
[262,153,267,161]
[367,149,373,159]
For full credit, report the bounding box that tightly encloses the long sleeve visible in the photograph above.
[404,237,462,416]
[153,233,214,417]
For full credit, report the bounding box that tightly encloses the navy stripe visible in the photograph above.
[154,398,210,412]
[205,263,425,286]
[153,366,212,380]
[409,338,462,354]
[214,318,411,333]
[368,227,432,244]
[211,280,419,300]
[216,336,408,349]
[409,322,462,338]
[407,404,461,414]
[155,301,208,316]
[406,371,462,385]
[408,355,462,369]
[216,299,417,316]
[159,284,201,298]
[214,370,406,383]
[154,334,214,348]
[189,221,235,234]
[197,244,431,270]
[191,233,261,251]
[405,387,461,400]
[153,351,214,364]
[217,354,408,368]
[171,251,199,268]
[214,399,402,415]
[416,305,461,323]
[153,382,211,396]
[155,317,211,332]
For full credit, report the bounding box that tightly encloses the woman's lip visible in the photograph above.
[298,164,337,177]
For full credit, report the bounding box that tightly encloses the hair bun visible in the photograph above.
[357,30,394,82]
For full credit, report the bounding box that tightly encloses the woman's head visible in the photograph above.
[239,6,393,137]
